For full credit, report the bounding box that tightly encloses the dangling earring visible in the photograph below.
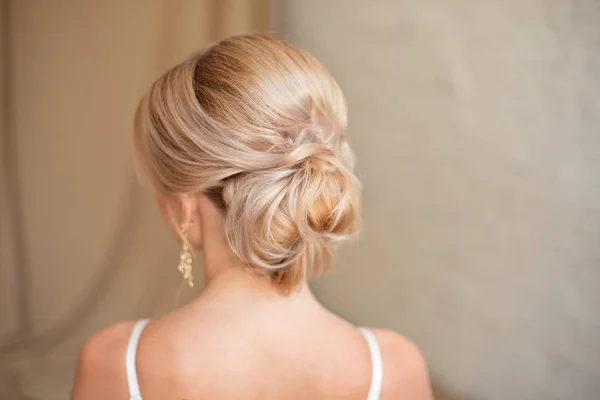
[177,223,194,287]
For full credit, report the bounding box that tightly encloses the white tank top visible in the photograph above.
[125,319,384,400]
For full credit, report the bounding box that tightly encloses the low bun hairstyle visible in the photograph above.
[134,35,360,291]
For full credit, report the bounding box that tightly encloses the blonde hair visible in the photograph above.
[134,34,360,291]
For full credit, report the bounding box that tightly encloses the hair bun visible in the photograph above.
[222,138,359,289]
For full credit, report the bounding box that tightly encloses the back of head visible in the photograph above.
[134,34,360,292]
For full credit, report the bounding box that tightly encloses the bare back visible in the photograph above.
[71,291,433,400]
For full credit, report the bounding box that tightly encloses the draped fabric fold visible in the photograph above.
[0,1,274,398]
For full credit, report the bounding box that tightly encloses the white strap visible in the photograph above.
[126,319,151,400]
[359,328,384,400]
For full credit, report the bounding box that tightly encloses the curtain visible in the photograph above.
[0,1,275,398]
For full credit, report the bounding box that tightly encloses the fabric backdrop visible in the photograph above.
[284,1,600,399]
[0,1,272,398]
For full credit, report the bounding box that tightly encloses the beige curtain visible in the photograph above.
[0,1,274,398]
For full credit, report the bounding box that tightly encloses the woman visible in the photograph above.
[71,34,433,400]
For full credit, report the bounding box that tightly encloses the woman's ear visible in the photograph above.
[178,193,203,249]
[178,193,196,223]
[156,194,182,241]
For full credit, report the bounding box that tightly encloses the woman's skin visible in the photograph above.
[71,194,434,399]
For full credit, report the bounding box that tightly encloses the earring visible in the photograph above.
[177,223,194,287]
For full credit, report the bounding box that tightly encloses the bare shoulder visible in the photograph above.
[370,329,434,400]
[70,321,136,400]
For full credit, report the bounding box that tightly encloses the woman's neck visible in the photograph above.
[193,206,321,308]
[197,241,318,308]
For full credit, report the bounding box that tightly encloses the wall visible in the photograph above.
[284,1,600,399]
